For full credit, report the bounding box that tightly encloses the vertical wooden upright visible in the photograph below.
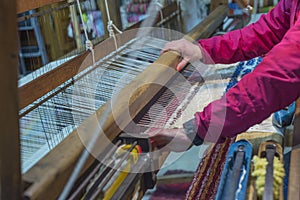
[0,0,21,199]
[293,98,300,146]
[68,0,83,50]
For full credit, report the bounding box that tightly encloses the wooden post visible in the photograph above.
[293,98,300,146]
[68,0,83,50]
[0,0,21,199]
[98,0,108,38]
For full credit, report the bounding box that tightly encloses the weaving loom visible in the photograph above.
[0,0,231,199]
[3,0,299,199]
[17,0,185,173]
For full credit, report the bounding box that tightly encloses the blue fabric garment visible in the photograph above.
[225,57,262,92]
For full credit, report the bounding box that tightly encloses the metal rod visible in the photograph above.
[223,147,245,200]
[263,144,276,200]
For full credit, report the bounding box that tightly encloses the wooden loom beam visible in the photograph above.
[22,5,228,199]
[0,0,22,199]
[188,5,228,40]
[17,0,66,14]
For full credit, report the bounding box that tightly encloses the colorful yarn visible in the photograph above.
[252,155,285,199]
[186,57,262,199]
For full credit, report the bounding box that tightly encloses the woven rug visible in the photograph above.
[185,57,262,200]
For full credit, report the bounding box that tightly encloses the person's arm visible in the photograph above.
[195,16,300,143]
[199,0,291,64]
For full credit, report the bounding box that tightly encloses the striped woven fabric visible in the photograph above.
[185,57,262,199]
[186,138,234,200]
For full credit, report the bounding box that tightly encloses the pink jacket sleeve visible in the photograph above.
[198,0,291,64]
[194,0,300,142]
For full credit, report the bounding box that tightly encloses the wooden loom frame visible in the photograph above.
[0,0,21,199]
[1,0,228,199]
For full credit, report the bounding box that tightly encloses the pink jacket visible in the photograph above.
[195,0,300,142]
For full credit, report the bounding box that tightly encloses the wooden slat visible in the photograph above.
[17,0,65,14]
[22,6,228,199]
[293,98,300,146]
[0,0,21,199]
[288,146,300,200]
[19,52,87,110]
[187,5,228,40]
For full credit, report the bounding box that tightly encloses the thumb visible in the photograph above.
[177,59,188,71]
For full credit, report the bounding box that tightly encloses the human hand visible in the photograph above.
[147,127,193,152]
[161,38,203,71]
